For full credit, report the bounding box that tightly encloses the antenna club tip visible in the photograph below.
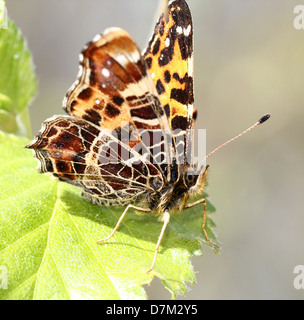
[258,113,271,124]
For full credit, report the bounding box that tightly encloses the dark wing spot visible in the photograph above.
[152,38,161,55]
[145,57,152,69]
[170,76,194,105]
[171,115,188,131]
[126,95,137,102]
[164,70,171,83]
[158,48,171,67]
[78,87,93,101]
[105,103,121,118]
[56,161,69,173]
[163,104,170,118]
[192,108,197,121]
[156,79,165,95]
[112,96,124,106]
[131,105,157,120]
[170,88,188,105]
[47,127,58,137]
[69,100,78,112]
[83,109,102,125]
[173,72,184,83]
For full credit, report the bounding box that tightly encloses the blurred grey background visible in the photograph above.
[6,0,304,299]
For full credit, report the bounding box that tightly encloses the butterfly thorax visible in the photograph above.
[146,165,208,215]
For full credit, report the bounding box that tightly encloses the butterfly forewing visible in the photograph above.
[64,27,175,180]
[143,0,196,166]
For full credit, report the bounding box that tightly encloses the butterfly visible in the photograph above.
[27,0,220,273]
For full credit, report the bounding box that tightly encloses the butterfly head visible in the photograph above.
[183,164,209,195]
[147,164,209,214]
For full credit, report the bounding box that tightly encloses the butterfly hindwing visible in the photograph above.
[27,115,164,206]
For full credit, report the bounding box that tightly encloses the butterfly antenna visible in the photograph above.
[200,113,271,165]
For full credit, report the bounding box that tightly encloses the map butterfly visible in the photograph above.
[27,0,270,273]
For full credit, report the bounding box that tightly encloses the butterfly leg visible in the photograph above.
[146,211,170,274]
[185,198,219,249]
[97,204,150,244]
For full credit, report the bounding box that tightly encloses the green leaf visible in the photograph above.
[0,9,37,137]
[0,132,218,300]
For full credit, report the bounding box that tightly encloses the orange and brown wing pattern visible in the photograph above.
[64,28,162,132]
[143,0,196,166]
[143,0,197,133]
[26,115,164,206]
[27,28,176,205]
[63,28,174,178]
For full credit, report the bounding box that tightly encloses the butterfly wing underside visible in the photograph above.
[27,28,176,205]
[27,1,195,207]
